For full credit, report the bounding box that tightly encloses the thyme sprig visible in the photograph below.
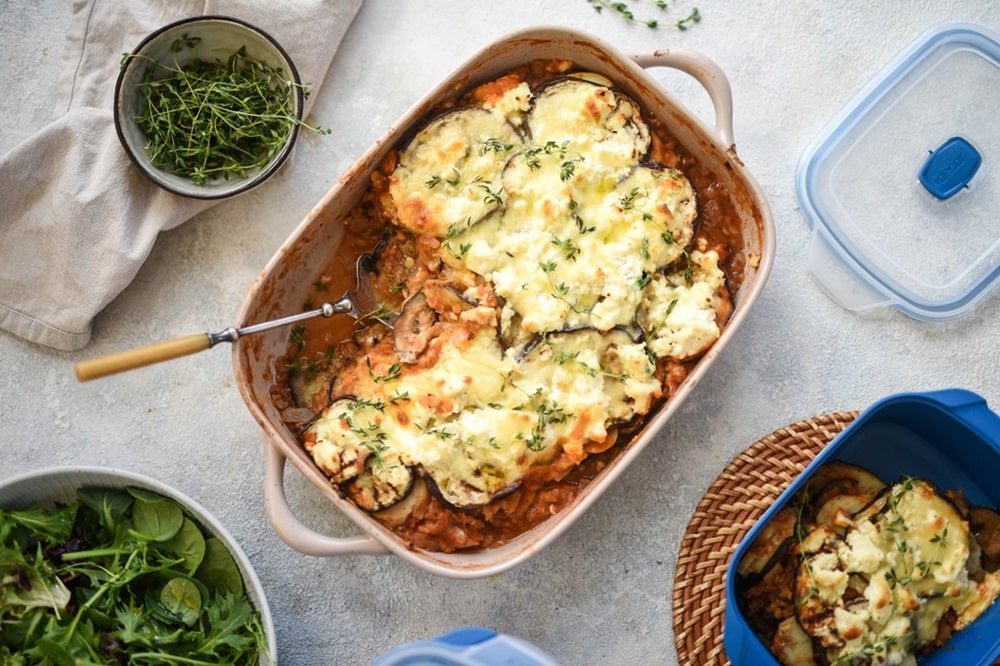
[285,344,334,378]
[539,260,595,315]
[553,349,630,384]
[519,391,572,452]
[366,357,402,383]
[124,35,328,185]
[586,0,701,30]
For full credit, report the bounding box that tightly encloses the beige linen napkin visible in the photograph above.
[0,0,362,351]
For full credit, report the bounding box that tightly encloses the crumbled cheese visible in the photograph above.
[841,519,885,574]
[639,251,726,361]
[489,81,532,125]
[811,551,850,603]
[796,479,999,664]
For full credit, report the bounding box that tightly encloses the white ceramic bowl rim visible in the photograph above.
[114,15,303,200]
[0,465,277,664]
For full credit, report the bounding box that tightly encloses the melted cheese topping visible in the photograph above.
[527,78,651,188]
[795,479,998,665]
[307,326,660,508]
[389,107,523,238]
[306,72,728,515]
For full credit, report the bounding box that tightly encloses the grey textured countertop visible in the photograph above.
[3,1,999,664]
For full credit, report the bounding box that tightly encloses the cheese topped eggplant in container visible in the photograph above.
[725,389,1000,666]
[233,27,774,578]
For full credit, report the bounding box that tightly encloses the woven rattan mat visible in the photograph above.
[671,410,861,665]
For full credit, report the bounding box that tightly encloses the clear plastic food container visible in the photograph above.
[797,21,1000,322]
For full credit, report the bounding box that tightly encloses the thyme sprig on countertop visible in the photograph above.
[122,35,329,185]
[586,0,701,29]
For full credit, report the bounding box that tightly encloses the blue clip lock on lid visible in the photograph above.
[919,136,983,200]
[797,21,1000,322]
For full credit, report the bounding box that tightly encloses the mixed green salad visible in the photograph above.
[1,486,269,664]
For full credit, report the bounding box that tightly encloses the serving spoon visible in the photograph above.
[74,252,384,382]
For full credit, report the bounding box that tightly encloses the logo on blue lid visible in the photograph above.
[918,136,982,200]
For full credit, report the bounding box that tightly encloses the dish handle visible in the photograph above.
[263,436,389,556]
[632,48,735,148]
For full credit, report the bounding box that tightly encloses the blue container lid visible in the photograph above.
[797,21,1000,322]
[370,627,561,666]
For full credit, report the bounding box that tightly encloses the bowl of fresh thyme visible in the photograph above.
[115,15,316,199]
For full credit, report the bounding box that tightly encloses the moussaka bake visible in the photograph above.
[735,462,1000,665]
[277,59,751,552]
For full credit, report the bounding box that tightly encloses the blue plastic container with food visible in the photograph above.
[723,388,1000,666]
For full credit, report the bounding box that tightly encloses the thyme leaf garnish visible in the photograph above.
[586,0,701,30]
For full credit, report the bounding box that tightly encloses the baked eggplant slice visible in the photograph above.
[793,525,847,650]
[372,475,430,528]
[515,327,661,433]
[526,77,651,186]
[601,164,697,267]
[393,290,436,364]
[343,456,416,513]
[304,396,387,485]
[388,106,523,238]
[499,140,576,221]
[969,505,1000,572]
[771,617,817,666]
[802,461,887,507]
[737,505,797,578]
[421,467,522,512]
[394,281,481,360]
[813,493,872,535]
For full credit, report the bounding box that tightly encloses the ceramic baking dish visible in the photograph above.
[233,26,774,578]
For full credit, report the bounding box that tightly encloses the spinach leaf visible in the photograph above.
[131,497,184,541]
[196,537,243,595]
[163,517,207,574]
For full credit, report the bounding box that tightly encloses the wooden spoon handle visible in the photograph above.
[74,333,211,382]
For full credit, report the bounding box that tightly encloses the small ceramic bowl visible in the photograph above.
[723,388,1000,666]
[114,15,302,199]
[0,466,277,664]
